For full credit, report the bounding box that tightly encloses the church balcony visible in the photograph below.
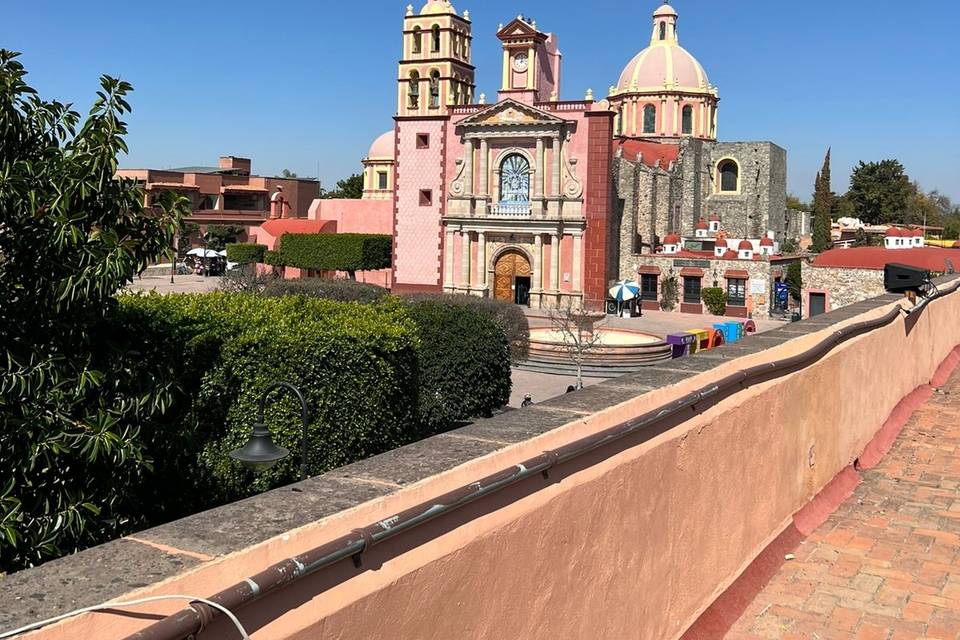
[489,202,531,217]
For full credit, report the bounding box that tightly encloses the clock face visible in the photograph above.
[513,53,529,73]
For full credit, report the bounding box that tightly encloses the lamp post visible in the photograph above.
[229,382,310,481]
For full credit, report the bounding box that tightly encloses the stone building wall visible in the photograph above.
[802,264,887,313]
[622,254,799,318]
[677,140,788,243]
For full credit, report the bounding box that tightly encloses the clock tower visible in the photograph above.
[497,16,561,105]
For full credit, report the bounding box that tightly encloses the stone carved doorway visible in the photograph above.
[493,250,532,306]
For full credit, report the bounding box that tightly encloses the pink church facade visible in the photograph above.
[253,1,789,311]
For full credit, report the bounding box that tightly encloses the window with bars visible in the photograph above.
[726,278,746,307]
[640,274,658,301]
[683,276,702,304]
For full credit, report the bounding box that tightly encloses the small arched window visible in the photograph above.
[429,70,440,108]
[643,104,657,134]
[718,160,739,192]
[499,154,531,203]
[659,22,666,41]
[412,26,422,54]
[408,71,420,109]
[682,105,693,135]
[431,25,441,52]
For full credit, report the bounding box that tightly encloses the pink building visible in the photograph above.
[117,156,319,234]
[250,1,788,311]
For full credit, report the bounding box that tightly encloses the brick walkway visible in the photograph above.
[725,368,960,640]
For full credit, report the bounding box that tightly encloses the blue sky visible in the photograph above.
[4,0,959,201]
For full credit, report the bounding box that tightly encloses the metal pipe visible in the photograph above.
[126,286,958,640]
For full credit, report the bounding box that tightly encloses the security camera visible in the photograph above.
[885,263,939,315]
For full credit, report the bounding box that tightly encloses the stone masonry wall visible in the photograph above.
[803,264,887,311]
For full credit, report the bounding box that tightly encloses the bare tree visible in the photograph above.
[546,299,605,391]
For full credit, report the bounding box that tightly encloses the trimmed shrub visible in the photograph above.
[278,233,392,276]
[404,299,511,432]
[702,287,727,316]
[226,243,266,264]
[261,278,389,304]
[118,293,420,499]
[264,250,282,266]
[659,275,679,312]
[401,293,530,364]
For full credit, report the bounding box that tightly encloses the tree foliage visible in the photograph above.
[785,262,803,303]
[810,149,833,253]
[203,224,244,251]
[846,160,913,225]
[320,173,363,200]
[701,287,727,316]
[0,50,188,569]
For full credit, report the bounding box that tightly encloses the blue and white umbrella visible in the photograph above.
[609,280,641,302]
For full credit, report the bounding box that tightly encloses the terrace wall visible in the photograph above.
[4,277,960,640]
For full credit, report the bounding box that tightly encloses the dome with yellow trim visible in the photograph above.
[420,0,456,15]
[616,3,713,94]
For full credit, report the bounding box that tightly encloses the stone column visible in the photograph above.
[551,135,562,197]
[477,231,487,289]
[460,230,472,289]
[479,138,489,198]
[550,233,561,291]
[464,138,475,197]
[535,137,545,200]
[526,46,535,89]
[572,233,583,292]
[533,234,544,293]
[443,229,455,288]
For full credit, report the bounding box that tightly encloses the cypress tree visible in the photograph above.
[811,149,833,253]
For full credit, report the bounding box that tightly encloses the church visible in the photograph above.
[289,1,789,311]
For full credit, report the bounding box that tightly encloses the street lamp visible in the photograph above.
[229,382,310,480]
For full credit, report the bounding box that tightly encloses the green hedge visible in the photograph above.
[401,293,529,364]
[226,243,267,264]
[404,299,511,432]
[264,250,282,266]
[278,233,392,274]
[117,293,420,499]
[261,278,389,304]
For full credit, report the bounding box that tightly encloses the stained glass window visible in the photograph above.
[499,154,530,203]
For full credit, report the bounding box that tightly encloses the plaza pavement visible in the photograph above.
[722,368,960,639]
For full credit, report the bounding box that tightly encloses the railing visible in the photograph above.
[450,105,485,116]
[124,278,960,640]
[536,100,593,112]
[489,202,531,217]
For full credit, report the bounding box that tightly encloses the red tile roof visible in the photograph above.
[260,218,337,237]
[614,139,680,169]
[812,246,959,271]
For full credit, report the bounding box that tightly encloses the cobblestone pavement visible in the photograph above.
[725,369,960,639]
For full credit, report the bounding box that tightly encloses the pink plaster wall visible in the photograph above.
[27,281,960,640]
[307,199,393,234]
[394,120,445,288]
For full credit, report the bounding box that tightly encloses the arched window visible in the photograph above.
[431,25,441,52]
[643,104,657,134]
[408,71,420,109]
[429,70,440,108]
[412,26,422,54]
[659,22,666,41]
[616,104,626,136]
[682,105,693,135]
[718,160,739,192]
[499,154,531,203]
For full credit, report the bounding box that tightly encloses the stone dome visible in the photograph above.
[664,233,681,245]
[715,237,728,248]
[617,42,711,93]
[420,0,455,15]
[366,131,395,160]
[738,240,754,251]
[760,237,774,247]
[695,219,708,231]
